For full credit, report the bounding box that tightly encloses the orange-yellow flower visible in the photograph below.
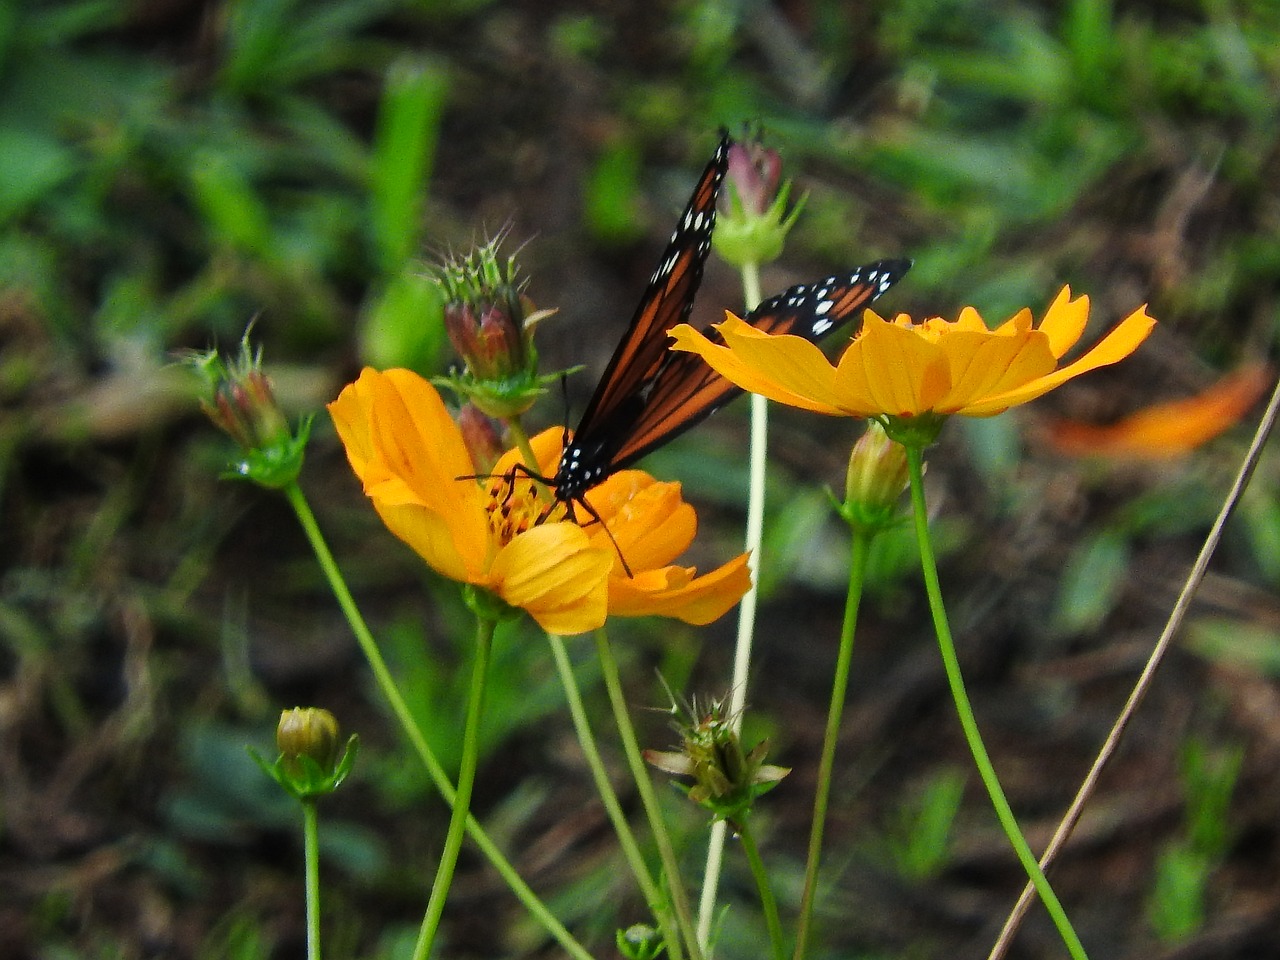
[669,287,1156,424]
[328,368,750,634]
[1045,363,1271,460]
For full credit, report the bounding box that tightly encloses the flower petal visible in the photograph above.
[669,316,844,413]
[329,369,491,573]
[936,328,1057,413]
[608,552,752,625]
[965,304,1157,415]
[488,523,612,634]
[836,314,952,416]
[586,471,696,571]
[1035,287,1090,359]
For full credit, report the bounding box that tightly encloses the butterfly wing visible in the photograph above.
[554,135,729,498]
[602,258,913,470]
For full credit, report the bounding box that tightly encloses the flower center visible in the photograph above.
[483,472,568,544]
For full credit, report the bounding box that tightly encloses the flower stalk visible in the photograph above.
[546,631,680,960]
[596,629,705,960]
[412,614,495,960]
[904,445,1089,960]
[792,527,873,960]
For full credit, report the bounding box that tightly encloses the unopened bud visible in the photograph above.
[277,707,341,777]
[842,420,910,531]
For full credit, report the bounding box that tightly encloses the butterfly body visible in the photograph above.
[551,135,910,508]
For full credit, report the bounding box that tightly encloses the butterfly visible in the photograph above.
[548,135,911,510]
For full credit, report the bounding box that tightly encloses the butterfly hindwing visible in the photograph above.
[600,258,913,470]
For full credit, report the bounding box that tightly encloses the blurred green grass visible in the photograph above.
[2,0,1279,957]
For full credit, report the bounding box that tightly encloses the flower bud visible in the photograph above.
[183,330,311,489]
[713,135,805,268]
[616,924,664,960]
[251,706,359,803]
[456,403,505,475]
[277,707,341,777]
[644,697,788,824]
[842,420,910,531]
[431,238,557,419]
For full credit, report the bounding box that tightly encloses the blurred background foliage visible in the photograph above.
[2,0,1279,957]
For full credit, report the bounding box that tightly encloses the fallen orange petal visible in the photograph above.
[1045,364,1272,459]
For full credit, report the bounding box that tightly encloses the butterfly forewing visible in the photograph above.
[571,136,729,438]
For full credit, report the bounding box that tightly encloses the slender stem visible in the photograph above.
[412,616,495,960]
[595,629,705,960]
[505,417,540,471]
[987,373,1280,960]
[302,800,322,960]
[737,820,786,960]
[698,258,765,949]
[283,483,595,960]
[792,529,872,960]
[904,447,1088,960]
[546,632,682,960]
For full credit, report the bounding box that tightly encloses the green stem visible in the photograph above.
[792,529,872,960]
[595,629,704,960]
[504,417,540,472]
[737,820,785,960]
[697,258,765,948]
[283,483,595,960]
[904,447,1089,960]
[546,632,682,960]
[412,616,494,960]
[302,800,321,960]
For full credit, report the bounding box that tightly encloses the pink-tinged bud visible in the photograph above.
[435,238,530,382]
[725,140,783,217]
[714,135,804,268]
[183,331,311,489]
[457,403,504,475]
[430,237,563,419]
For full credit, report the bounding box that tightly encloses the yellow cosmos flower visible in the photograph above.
[669,287,1156,426]
[328,368,750,634]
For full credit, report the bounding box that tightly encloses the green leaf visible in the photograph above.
[370,56,448,270]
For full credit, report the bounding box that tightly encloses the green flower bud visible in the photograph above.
[616,923,665,960]
[183,330,311,489]
[277,707,341,777]
[841,420,910,531]
[644,697,788,825]
[250,706,359,803]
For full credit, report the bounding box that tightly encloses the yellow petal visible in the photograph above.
[1035,287,1090,359]
[935,328,1057,413]
[330,369,492,574]
[837,315,951,416]
[370,499,475,584]
[488,523,612,634]
[965,304,1156,415]
[608,552,752,624]
[669,317,844,413]
[586,472,696,571]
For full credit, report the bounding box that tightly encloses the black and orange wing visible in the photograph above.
[569,137,729,443]
[604,258,913,470]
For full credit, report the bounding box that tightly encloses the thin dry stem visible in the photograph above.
[987,372,1280,960]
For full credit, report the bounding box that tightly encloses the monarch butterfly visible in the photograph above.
[549,135,911,507]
